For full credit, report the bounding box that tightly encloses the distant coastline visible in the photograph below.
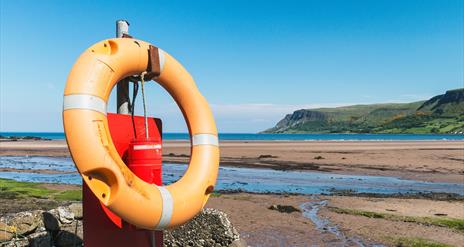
[1,132,463,141]
[264,88,464,134]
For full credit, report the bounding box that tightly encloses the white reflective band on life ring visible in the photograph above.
[159,49,166,72]
[63,94,107,115]
[133,144,162,150]
[156,186,173,229]
[192,134,219,146]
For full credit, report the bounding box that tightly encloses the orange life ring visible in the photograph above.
[63,38,219,229]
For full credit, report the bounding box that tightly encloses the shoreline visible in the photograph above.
[2,171,463,200]
[2,177,463,201]
[1,139,463,183]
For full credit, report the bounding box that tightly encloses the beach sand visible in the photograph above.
[1,139,463,183]
[207,193,464,247]
[2,188,462,246]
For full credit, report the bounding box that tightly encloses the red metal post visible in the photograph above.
[83,113,163,246]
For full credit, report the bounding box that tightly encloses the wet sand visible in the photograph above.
[210,193,464,247]
[319,195,464,247]
[1,139,463,183]
[207,194,328,246]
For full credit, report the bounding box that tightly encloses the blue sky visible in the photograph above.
[1,0,463,133]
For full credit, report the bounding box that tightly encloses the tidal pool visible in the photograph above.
[0,156,463,195]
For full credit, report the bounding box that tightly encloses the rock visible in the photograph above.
[1,204,243,247]
[258,154,278,159]
[57,206,74,224]
[60,220,83,241]
[3,211,43,235]
[268,204,301,213]
[68,203,83,219]
[0,238,29,247]
[42,211,60,231]
[164,208,243,247]
[0,222,14,242]
[0,231,14,242]
[27,231,52,247]
[54,229,83,247]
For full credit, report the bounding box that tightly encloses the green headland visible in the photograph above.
[263,88,464,134]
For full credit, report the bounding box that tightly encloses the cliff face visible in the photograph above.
[274,110,327,131]
[263,88,464,134]
[418,89,464,115]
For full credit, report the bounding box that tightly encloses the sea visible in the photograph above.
[1,132,464,141]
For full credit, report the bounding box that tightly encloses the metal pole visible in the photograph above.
[116,20,130,114]
[115,21,161,247]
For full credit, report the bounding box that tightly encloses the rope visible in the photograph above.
[139,73,157,246]
[140,71,149,139]
[130,81,139,137]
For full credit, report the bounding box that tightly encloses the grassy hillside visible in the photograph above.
[263,89,464,134]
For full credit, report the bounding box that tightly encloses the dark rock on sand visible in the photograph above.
[258,154,278,159]
[0,135,51,141]
[268,204,301,213]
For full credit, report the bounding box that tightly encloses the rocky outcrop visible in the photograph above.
[0,136,51,141]
[277,110,327,128]
[417,88,464,115]
[164,208,245,247]
[268,204,301,214]
[0,204,244,247]
[265,109,327,133]
[0,203,83,247]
